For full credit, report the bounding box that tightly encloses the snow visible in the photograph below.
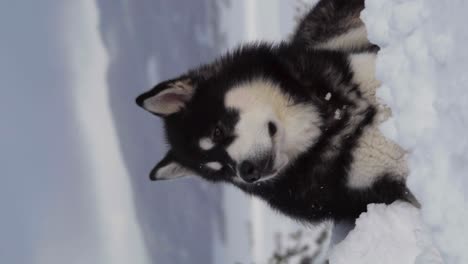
[358,0,468,263]
[334,109,342,120]
[329,202,442,264]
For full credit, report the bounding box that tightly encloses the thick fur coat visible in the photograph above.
[136,0,417,223]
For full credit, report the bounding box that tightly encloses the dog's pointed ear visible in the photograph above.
[149,151,194,181]
[136,76,195,116]
[402,187,421,209]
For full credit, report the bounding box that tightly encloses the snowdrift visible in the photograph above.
[330,202,442,264]
[330,0,468,263]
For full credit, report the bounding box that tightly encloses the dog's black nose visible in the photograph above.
[239,161,260,183]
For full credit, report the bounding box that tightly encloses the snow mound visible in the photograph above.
[329,202,442,264]
[361,0,468,263]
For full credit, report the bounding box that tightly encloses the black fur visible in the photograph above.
[292,0,379,52]
[136,0,415,223]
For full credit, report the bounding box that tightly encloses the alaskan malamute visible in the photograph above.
[136,0,417,222]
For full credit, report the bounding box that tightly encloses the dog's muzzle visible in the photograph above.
[238,156,275,183]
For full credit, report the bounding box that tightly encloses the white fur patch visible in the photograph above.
[346,52,408,188]
[205,162,222,171]
[349,53,380,101]
[347,127,408,188]
[225,79,322,167]
[349,53,393,121]
[199,137,215,150]
[316,26,369,51]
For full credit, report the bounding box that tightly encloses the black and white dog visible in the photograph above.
[136,0,417,223]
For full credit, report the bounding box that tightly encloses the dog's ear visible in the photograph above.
[136,76,195,116]
[149,151,194,181]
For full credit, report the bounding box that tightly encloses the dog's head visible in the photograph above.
[136,45,322,185]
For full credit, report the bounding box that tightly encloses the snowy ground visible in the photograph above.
[327,1,468,263]
[361,0,468,263]
[330,202,442,264]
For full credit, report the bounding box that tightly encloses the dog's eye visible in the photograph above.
[212,126,224,142]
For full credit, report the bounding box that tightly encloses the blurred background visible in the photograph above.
[0,1,328,263]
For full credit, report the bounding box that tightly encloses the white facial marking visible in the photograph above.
[205,162,223,171]
[316,26,369,51]
[225,79,322,170]
[199,137,215,150]
[325,92,332,101]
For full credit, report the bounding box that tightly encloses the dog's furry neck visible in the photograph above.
[234,50,410,222]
